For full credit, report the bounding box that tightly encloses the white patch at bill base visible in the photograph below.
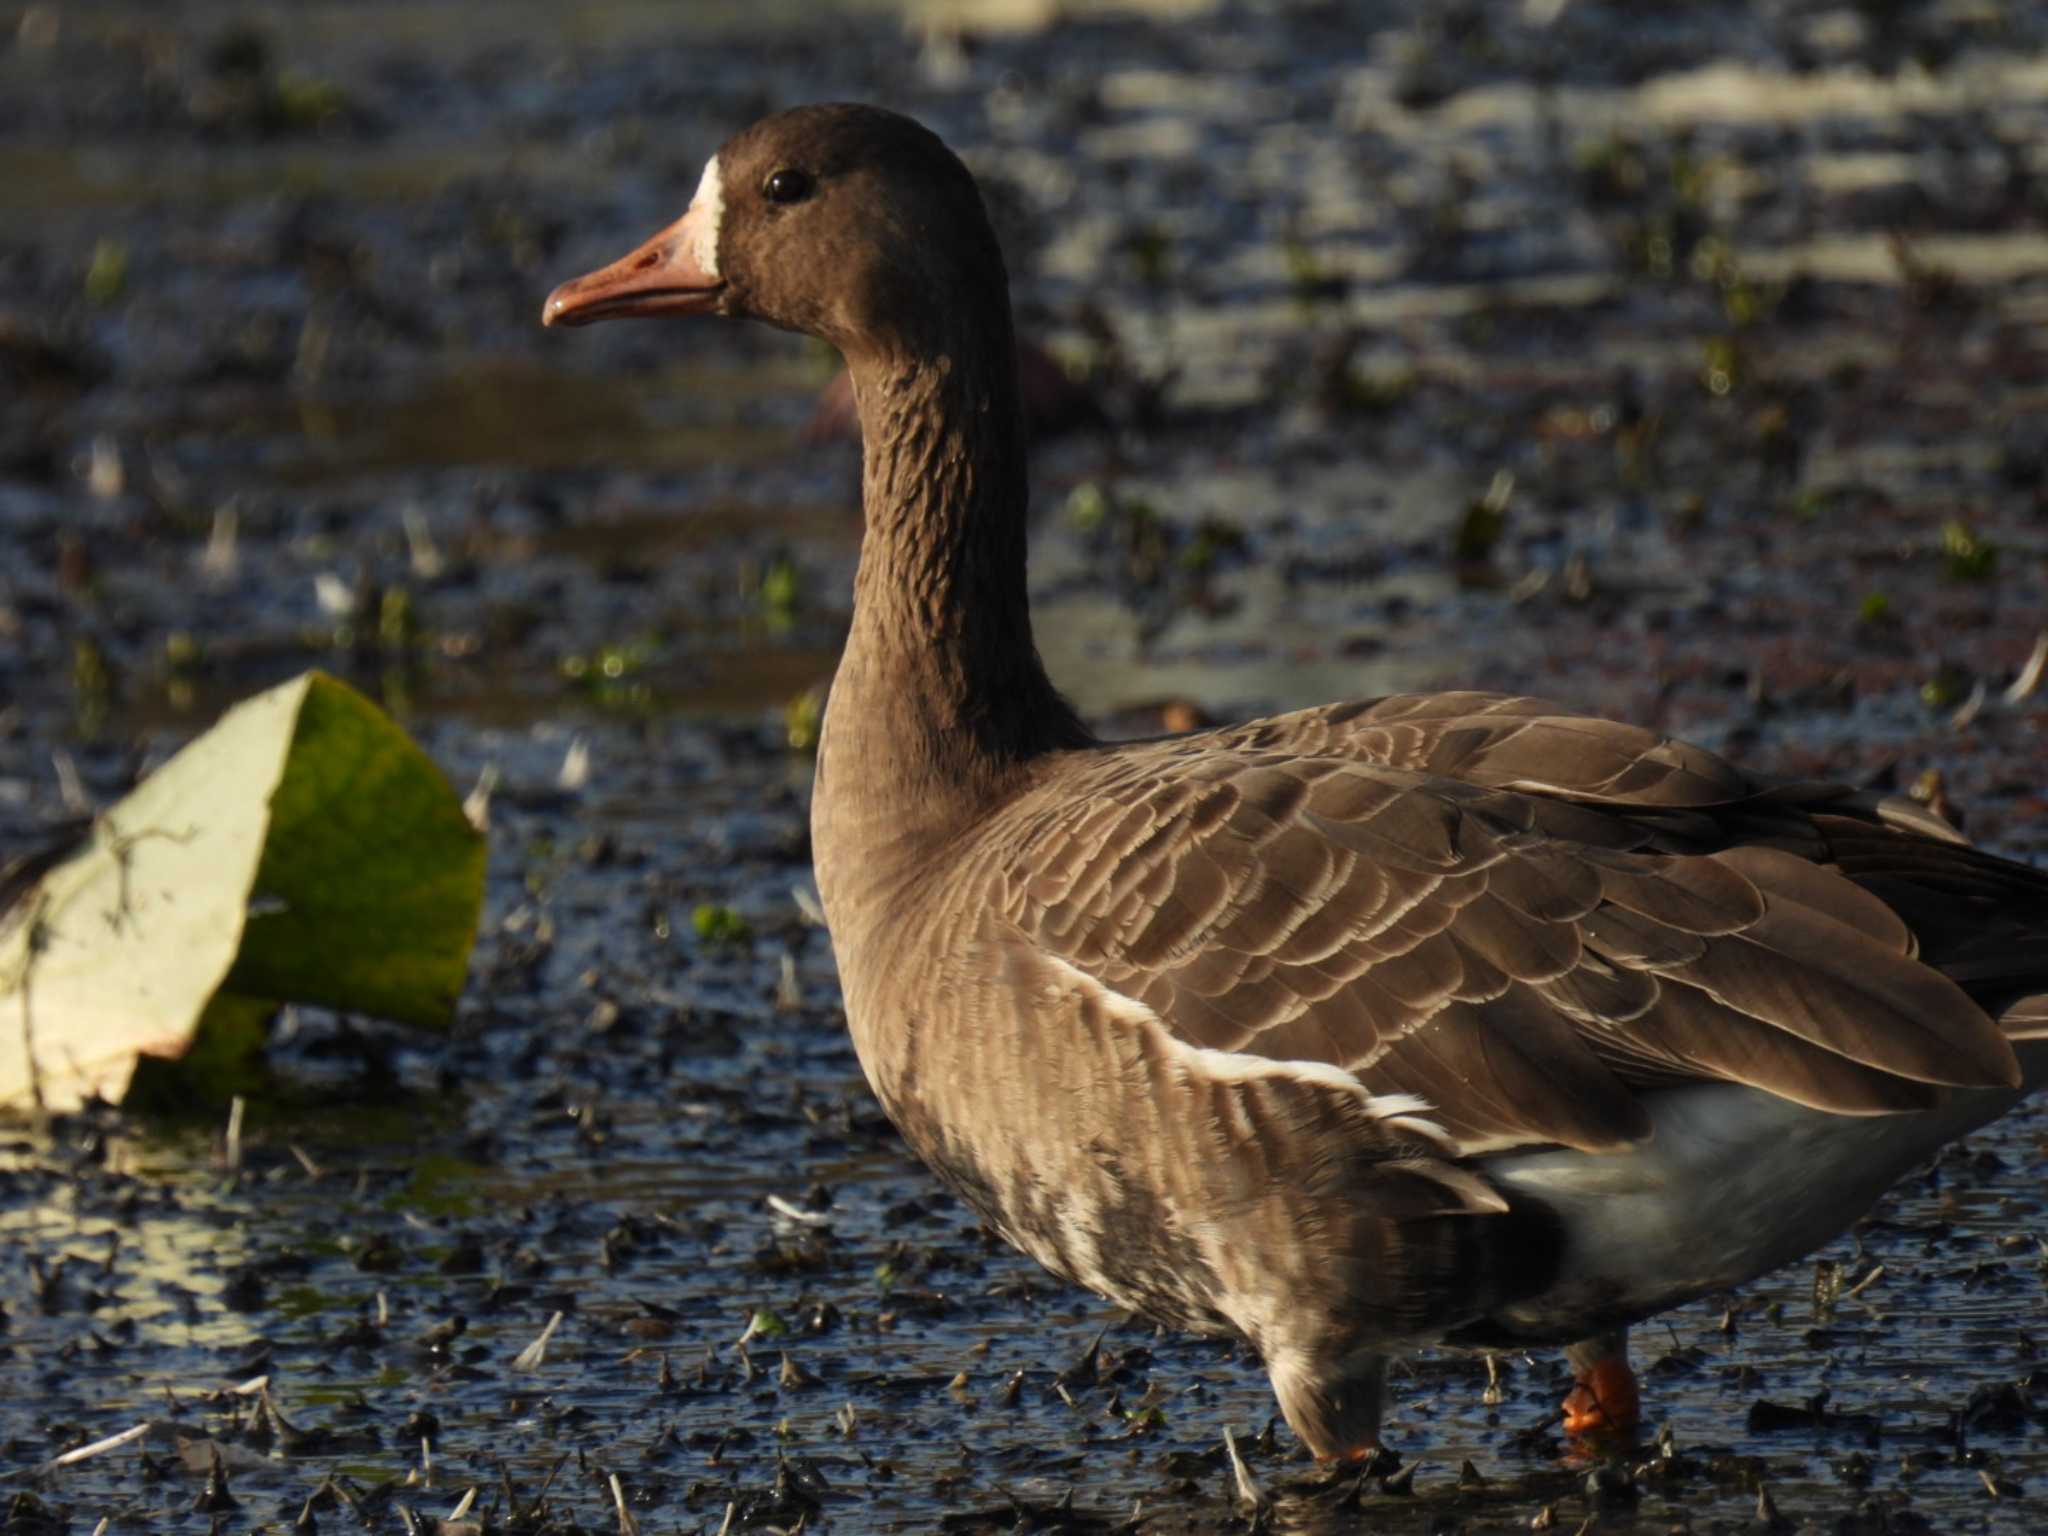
[686,155,724,279]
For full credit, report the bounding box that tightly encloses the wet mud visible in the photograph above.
[2,0,2046,1530]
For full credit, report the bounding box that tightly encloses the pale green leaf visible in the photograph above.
[0,672,485,1112]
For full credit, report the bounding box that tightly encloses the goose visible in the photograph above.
[542,103,2048,1460]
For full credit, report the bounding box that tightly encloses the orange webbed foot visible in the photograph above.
[1561,1353,1640,1437]
[1320,1441,1385,1466]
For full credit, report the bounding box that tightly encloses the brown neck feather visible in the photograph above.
[812,291,1089,907]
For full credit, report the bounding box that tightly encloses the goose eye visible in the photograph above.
[764,168,815,205]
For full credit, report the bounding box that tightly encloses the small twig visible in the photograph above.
[766,1194,830,1226]
[1950,680,1988,732]
[610,1471,641,1536]
[790,882,826,926]
[224,1097,246,1177]
[2006,631,2048,705]
[558,736,591,793]
[257,1383,305,1442]
[39,1422,150,1472]
[533,1452,570,1504]
[51,749,90,817]
[514,1311,565,1370]
[463,765,499,833]
[1222,1426,1266,1511]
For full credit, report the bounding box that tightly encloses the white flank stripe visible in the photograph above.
[1170,1038,1380,1094]
[1035,951,1447,1136]
[687,155,724,278]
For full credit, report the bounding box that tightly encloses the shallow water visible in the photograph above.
[3,0,2047,1530]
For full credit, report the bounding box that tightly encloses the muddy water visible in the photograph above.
[3,0,2047,1530]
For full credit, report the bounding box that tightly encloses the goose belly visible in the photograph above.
[1483,1068,2035,1340]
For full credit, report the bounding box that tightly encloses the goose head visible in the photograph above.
[541,102,1009,364]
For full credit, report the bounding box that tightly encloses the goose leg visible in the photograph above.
[1561,1330,1639,1436]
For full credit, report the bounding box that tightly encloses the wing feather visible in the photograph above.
[974,690,2040,1158]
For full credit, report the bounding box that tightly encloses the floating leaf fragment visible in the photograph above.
[0,671,485,1112]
